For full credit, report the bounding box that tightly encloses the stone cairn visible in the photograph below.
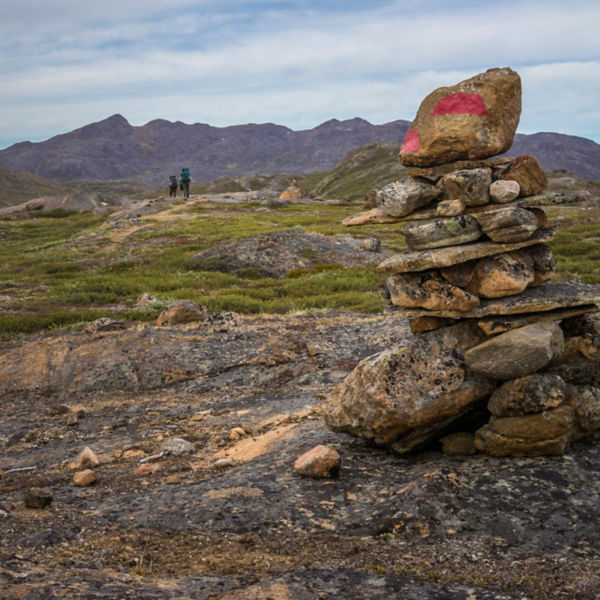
[324,67,600,457]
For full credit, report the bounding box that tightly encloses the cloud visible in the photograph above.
[0,0,599,147]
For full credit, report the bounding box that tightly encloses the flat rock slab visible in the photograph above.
[388,280,600,319]
[190,229,392,278]
[377,227,556,273]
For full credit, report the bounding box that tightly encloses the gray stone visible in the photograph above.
[475,206,539,242]
[24,488,54,509]
[465,321,565,380]
[161,437,195,456]
[489,180,520,203]
[377,226,556,273]
[375,177,441,217]
[436,168,492,206]
[403,215,482,250]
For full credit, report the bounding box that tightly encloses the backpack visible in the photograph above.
[169,175,177,186]
[180,167,191,182]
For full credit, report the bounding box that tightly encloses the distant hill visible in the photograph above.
[0,166,64,207]
[0,115,599,185]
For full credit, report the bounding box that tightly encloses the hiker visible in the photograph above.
[180,167,191,199]
[168,175,178,197]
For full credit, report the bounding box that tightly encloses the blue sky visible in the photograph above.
[1,0,599,149]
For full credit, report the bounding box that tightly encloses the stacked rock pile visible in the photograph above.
[324,68,600,456]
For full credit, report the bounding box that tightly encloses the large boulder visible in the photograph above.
[399,68,522,167]
[324,322,494,453]
[402,215,482,250]
[375,177,441,217]
[465,321,565,380]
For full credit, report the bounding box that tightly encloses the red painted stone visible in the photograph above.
[432,92,490,117]
[401,128,419,153]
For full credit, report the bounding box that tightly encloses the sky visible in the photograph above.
[1,0,599,149]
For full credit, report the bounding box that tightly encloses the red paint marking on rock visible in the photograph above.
[432,92,490,117]
[401,128,420,153]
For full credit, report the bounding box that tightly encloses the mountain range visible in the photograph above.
[0,114,599,185]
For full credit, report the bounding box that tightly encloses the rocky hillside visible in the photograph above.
[1,115,599,185]
[0,166,64,208]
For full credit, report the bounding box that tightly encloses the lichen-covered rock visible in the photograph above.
[468,251,535,298]
[436,168,492,206]
[399,68,521,167]
[375,177,441,217]
[324,322,493,453]
[489,179,520,203]
[440,260,477,288]
[498,154,547,197]
[403,215,482,250]
[565,384,600,438]
[465,321,565,380]
[527,244,556,286]
[475,206,539,243]
[385,271,479,312]
[487,373,566,416]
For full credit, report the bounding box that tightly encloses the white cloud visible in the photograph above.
[0,0,599,147]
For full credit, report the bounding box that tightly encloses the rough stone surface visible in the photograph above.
[436,199,465,217]
[385,271,479,312]
[465,321,564,380]
[436,168,492,206]
[488,373,567,416]
[475,206,539,242]
[375,177,441,217]
[402,215,482,250]
[489,179,520,203]
[528,244,556,286]
[474,425,570,457]
[324,322,493,452]
[190,229,391,278]
[157,301,210,326]
[377,226,555,273]
[2,312,600,599]
[400,68,521,167]
[566,384,600,438]
[24,488,54,509]
[73,469,96,487]
[386,280,600,319]
[499,154,548,197]
[293,445,341,478]
[488,405,575,442]
[468,251,535,299]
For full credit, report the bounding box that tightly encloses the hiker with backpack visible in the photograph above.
[168,175,178,197]
[180,167,191,199]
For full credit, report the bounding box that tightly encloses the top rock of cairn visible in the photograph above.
[399,67,521,167]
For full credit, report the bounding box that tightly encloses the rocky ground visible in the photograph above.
[1,311,600,599]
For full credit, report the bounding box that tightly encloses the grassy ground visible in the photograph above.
[0,197,598,336]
